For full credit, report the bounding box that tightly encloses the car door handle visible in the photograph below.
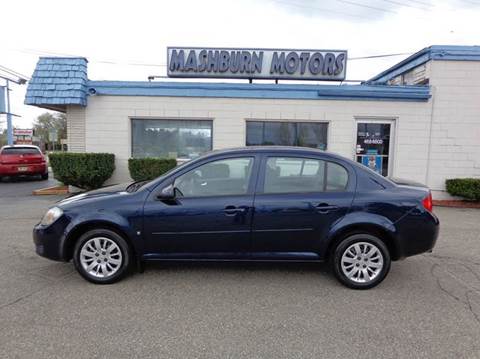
[224,205,248,216]
[314,203,339,214]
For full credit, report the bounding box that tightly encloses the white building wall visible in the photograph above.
[66,105,86,152]
[72,95,433,192]
[427,60,480,198]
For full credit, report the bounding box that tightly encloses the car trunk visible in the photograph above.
[388,177,427,189]
[0,149,44,164]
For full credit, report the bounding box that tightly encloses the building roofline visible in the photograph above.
[87,80,430,102]
[367,45,480,84]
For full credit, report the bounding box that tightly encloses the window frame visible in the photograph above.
[154,154,261,200]
[257,154,352,195]
[130,118,213,160]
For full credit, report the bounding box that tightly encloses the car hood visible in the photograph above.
[58,183,131,206]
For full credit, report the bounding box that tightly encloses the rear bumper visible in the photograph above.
[0,163,47,176]
[393,210,440,260]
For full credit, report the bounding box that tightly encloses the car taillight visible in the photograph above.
[422,192,433,212]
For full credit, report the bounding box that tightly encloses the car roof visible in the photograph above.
[204,146,346,160]
[0,145,40,150]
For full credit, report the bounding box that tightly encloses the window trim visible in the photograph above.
[130,117,214,159]
[257,155,351,195]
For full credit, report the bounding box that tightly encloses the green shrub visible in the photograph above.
[49,152,115,190]
[128,158,177,181]
[446,178,480,201]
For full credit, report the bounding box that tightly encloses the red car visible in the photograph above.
[0,145,48,180]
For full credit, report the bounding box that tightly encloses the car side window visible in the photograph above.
[264,157,348,194]
[174,157,254,197]
[264,157,325,194]
[326,161,349,191]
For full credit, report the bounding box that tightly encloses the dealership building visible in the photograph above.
[25,45,480,198]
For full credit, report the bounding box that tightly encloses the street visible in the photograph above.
[0,179,479,359]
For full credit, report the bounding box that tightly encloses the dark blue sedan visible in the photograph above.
[33,147,439,289]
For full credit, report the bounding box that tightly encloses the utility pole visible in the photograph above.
[6,80,13,145]
[0,65,28,145]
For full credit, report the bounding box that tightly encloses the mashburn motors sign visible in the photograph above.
[167,47,347,81]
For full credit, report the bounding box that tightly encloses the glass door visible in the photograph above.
[355,121,393,177]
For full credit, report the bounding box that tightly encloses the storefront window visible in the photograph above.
[132,119,212,159]
[246,121,328,150]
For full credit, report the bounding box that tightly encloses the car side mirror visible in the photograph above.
[157,184,175,200]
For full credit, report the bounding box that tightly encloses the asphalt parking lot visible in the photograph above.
[0,179,479,359]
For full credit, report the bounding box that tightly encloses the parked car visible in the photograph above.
[0,145,48,180]
[33,147,439,289]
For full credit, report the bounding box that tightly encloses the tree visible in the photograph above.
[0,128,6,146]
[33,112,67,143]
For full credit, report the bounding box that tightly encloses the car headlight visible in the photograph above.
[40,207,63,227]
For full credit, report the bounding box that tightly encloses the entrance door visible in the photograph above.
[355,121,394,176]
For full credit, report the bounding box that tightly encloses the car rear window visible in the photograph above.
[1,147,41,155]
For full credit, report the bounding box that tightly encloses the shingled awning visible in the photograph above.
[24,57,88,112]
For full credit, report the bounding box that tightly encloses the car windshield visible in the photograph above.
[1,147,41,155]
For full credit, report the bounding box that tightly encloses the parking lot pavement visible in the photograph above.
[0,180,479,359]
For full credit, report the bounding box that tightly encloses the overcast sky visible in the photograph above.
[2,0,480,129]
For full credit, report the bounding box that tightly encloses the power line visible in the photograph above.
[349,52,413,60]
[272,0,376,20]
[404,0,435,7]
[12,48,167,68]
[336,0,398,13]
[377,0,429,11]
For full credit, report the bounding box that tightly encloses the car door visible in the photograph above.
[250,154,355,257]
[142,155,259,258]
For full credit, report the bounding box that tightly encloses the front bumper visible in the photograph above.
[33,216,70,261]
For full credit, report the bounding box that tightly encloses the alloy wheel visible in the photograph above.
[79,237,123,278]
[340,241,384,284]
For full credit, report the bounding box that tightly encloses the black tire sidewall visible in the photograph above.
[332,234,391,290]
[73,229,130,284]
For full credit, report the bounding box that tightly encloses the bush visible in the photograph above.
[446,178,480,201]
[128,158,177,181]
[49,152,115,190]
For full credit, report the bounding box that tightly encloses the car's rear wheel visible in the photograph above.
[73,229,131,284]
[332,234,390,289]
[41,173,48,180]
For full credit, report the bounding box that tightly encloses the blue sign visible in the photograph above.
[0,87,5,114]
[361,155,383,174]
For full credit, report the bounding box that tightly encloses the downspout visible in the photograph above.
[424,84,436,188]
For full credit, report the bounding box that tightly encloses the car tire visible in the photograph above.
[41,173,49,180]
[332,233,391,289]
[73,229,131,284]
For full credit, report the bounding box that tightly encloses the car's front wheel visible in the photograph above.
[73,229,131,284]
[332,234,391,289]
